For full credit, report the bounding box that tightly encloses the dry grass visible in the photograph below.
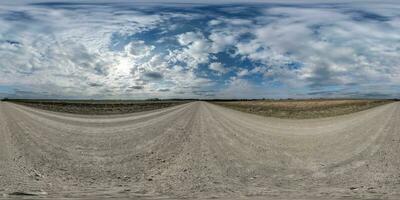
[213,99,393,119]
[11,100,189,115]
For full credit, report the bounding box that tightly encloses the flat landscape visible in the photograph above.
[1,0,399,199]
[9,100,189,115]
[0,100,399,199]
[212,99,393,119]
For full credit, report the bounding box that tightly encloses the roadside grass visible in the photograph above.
[212,99,393,119]
[9,100,189,115]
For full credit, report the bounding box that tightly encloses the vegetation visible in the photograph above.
[8,99,190,115]
[212,99,394,119]
[5,98,396,117]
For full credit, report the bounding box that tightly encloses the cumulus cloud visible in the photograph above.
[208,19,222,26]
[209,62,228,74]
[230,4,400,95]
[209,31,238,53]
[125,40,155,57]
[0,2,167,98]
[237,69,249,77]
[177,32,202,46]
[0,1,398,99]
[173,31,211,69]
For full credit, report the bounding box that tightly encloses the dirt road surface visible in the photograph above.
[0,101,399,199]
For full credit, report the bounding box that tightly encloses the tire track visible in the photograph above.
[0,101,399,199]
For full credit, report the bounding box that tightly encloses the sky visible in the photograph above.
[0,0,399,99]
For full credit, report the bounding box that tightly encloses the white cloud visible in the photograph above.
[208,19,222,26]
[177,31,202,45]
[209,31,237,53]
[231,5,400,91]
[125,40,155,57]
[237,69,251,77]
[209,62,228,74]
[0,3,212,99]
[0,2,399,99]
[172,32,211,69]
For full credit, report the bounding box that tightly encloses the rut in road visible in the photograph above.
[0,101,399,199]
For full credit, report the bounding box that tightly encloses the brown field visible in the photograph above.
[212,99,393,119]
[9,100,189,115]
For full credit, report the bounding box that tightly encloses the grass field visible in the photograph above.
[212,99,394,119]
[7,99,190,115]
[3,99,395,117]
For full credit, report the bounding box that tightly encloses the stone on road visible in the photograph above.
[0,101,399,199]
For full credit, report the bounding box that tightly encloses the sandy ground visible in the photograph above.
[0,101,399,199]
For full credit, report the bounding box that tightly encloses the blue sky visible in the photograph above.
[0,1,399,99]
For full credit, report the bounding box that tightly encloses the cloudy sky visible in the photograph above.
[0,0,399,99]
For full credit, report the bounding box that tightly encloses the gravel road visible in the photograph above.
[0,101,399,199]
